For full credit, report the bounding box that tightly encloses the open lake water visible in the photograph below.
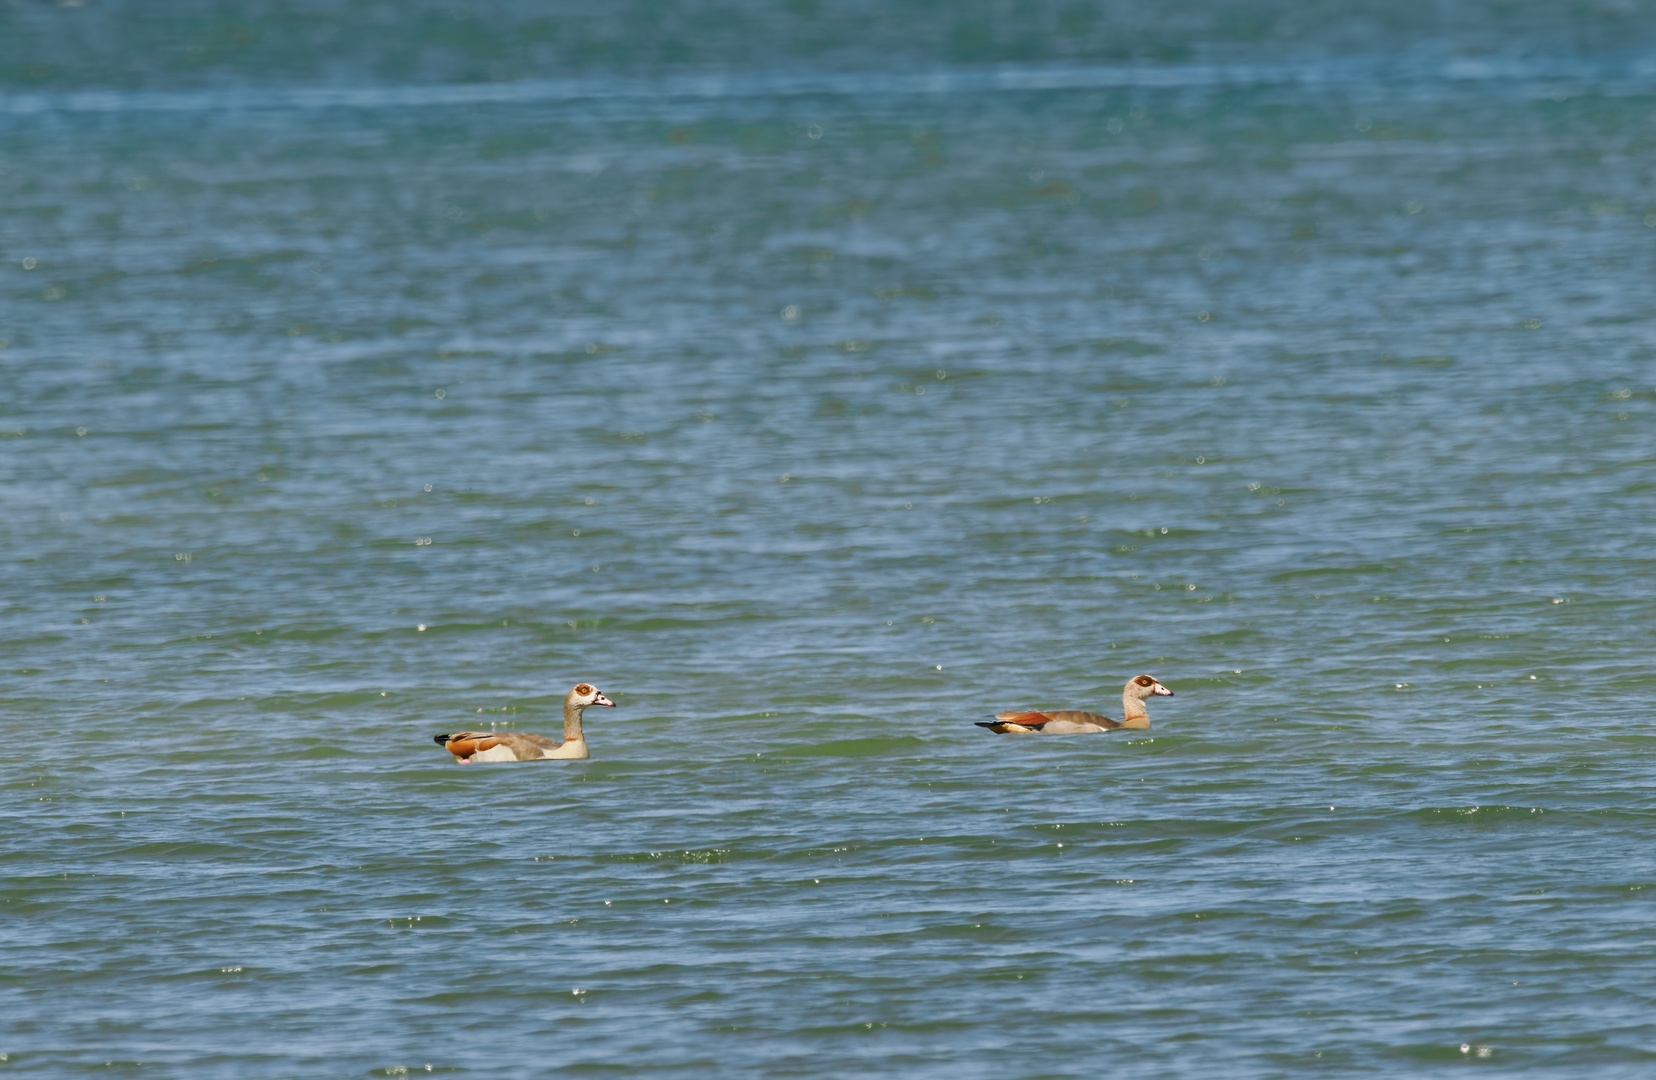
[5,3,1656,1076]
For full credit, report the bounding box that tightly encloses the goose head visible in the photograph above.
[567,683,615,710]
[1126,674,1174,700]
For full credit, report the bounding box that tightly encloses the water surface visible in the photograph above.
[5,5,1656,1076]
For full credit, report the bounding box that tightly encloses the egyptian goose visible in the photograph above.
[434,683,614,762]
[977,674,1174,734]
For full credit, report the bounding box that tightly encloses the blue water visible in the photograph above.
[6,4,1656,1076]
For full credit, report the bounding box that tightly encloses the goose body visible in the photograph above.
[434,683,613,762]
[977,675,1173,734]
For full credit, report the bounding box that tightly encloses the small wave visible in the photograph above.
[771,735,929,758]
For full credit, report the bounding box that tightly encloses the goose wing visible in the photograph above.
[977,711,1054,733]
[1041,710,1119,729]
[435,730,495,744]
[433,731,505,758]
[976,709,1119,734]
[435,731,565,759]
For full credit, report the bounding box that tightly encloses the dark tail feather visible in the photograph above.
[433,733,452,746]
[974,722,998,730]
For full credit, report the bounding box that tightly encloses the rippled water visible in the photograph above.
[7,5,1656,1076]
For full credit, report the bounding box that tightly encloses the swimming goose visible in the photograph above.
[434,683,614,762]
[977,674,1174,734]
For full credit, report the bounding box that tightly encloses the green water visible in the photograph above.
[5,4,1656,1076]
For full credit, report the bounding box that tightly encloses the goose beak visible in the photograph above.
[593,692,615,707]
[1153,684,1174,697]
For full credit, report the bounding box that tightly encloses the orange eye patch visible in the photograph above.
[575,683,594,695]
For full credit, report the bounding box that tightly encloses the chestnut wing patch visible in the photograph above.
[441,733,503,758]
[992,711,1053,725]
